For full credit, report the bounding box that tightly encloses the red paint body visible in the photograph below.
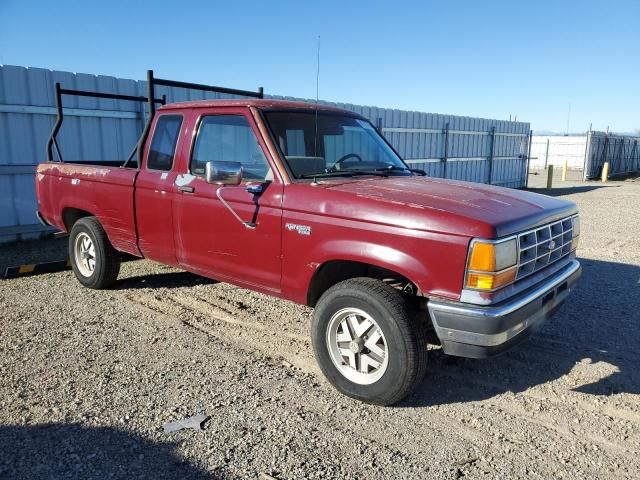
[36,100,577,305]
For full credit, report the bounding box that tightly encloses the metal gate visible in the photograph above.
[585,132,640,179]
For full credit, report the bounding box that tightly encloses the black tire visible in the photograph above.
[311,278,428,405]
[69,217,120,289]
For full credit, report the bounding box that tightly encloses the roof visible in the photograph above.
[159,98,360,115]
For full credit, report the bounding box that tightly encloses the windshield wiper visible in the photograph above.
[300,170,388,179]
[373,165,426,176]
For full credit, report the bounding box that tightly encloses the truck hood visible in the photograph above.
[313,176,578,238]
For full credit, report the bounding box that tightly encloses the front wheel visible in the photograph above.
[69,217,120,289]
[311,278,428,405]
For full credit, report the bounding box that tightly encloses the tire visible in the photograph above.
[311,278,428,405]
[69,217,120,289]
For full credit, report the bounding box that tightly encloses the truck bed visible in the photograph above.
[36,162,140,256]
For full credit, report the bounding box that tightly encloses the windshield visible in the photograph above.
[263,111,411,179]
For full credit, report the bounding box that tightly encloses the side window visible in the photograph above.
[147,115,182,171]
[191,115,271,181]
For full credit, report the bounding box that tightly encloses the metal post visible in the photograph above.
[544,138,550,168]
[487,126,496,184]
[46,82,64,162]
[442,122,449,179]
[135,70,156,165]
[524,129,533,188]
[147,69,156,118]
[376,117,383,134]
[623,139,631,173]
[582,128,592,181]
[138,98,146,133]
[615,138,623,174]
[601,162,609,182]
[562,159,568,181]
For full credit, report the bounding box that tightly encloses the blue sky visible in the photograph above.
[1,0,638,133]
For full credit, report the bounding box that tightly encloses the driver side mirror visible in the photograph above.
[205,161,243,185]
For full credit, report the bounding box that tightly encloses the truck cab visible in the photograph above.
[36,72,581,405]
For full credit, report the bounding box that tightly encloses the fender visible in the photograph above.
[282,233,469,305]
[308,239,431,291]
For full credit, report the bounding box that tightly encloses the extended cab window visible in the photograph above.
[191,115,271,181]
[147,115,182,171]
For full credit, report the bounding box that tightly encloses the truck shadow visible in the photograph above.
[114,271,216,290]
[403,258,640,407]
[0,423,213,479]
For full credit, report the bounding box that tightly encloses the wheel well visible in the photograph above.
[62,208,93,232]
[306,260,418,307]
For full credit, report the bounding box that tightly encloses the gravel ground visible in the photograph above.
[1,179,639,479]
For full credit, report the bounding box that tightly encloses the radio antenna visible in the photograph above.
[314,35,320,158]
[315,35,320,103]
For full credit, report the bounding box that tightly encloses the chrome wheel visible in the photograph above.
[326,307,389,385]
[74,232,96,277]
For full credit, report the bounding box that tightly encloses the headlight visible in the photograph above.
[465,238,518,291]
[571,216,580,250]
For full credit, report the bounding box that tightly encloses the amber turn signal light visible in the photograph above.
[468,242,496,271]
[466,238,518,291]
[466,267,517,291]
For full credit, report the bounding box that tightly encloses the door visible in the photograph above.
[173,109,284,293]
[135,113,184,265]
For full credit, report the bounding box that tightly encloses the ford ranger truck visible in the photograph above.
[35,73,581,405]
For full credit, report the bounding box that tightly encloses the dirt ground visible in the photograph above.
[1,178,639,479]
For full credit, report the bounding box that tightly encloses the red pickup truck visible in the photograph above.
[36,72,581,405]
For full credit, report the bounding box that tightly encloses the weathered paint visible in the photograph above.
[37,100,575,307]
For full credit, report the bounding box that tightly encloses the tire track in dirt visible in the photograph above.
[121,285,638,469]
[120,290,319,375]
[118,289,520,462]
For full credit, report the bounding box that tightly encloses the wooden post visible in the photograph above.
[601,162,609,182]
[561,159,568,181]
[546,165,554,189]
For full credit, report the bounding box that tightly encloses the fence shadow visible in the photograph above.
[526,184,619,197]
[0,423,213,479]
[402,258,640,407]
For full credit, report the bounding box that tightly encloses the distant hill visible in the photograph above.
[533,130,639,137]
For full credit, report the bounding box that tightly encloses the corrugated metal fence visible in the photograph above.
[584,131,640,179]
[0,65,531,243]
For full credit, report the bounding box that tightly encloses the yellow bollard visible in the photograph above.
[561,160,568,182]
[601,162,609,182]
[546,165,554,189]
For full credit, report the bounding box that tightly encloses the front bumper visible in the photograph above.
[427,259,582,358]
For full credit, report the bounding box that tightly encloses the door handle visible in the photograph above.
[178,186,194,193]
[245,184,264,195]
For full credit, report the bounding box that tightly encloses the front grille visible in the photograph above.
[516,216,575,280]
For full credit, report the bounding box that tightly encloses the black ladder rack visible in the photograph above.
[46,69,264,166]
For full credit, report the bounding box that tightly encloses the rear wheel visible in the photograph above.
[69,217,120,289]
[312,278,428,405]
